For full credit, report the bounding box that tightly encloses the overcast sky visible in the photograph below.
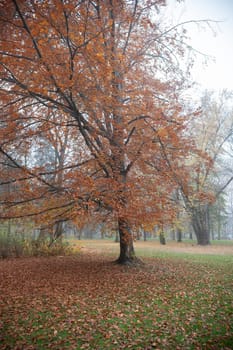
[164,0,233,90]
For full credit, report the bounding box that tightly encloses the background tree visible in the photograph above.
[176,90,233,244]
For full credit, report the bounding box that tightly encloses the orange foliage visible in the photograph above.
[0,0,207,257]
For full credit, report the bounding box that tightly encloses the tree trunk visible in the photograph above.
[171,226,176,241]
[159,231,166,245]
[191,207,210,245]
[217,213,221,240]
[177,228,182,242]
[143,230,147,242]
[77,230,82,240]
[115,230,119,242]
[7,220,11,237]
[49,221,63,246]
[38,226,49,241]
[54,221,63,241]
[211,223,215,240]
[189,224,193,240]
[115,217,136,264]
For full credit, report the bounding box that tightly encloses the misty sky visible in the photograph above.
[165,0,233,90]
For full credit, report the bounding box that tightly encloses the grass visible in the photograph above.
[71,238,233,262]
[0,239,233,349]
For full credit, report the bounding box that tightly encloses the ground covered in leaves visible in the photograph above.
[0,247,233,349]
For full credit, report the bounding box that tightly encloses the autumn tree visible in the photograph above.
[169,90,233,245]
[0,0,196,263]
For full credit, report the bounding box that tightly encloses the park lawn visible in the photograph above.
[0,241,233,349]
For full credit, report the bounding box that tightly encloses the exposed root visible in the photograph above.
[114,256,144,266]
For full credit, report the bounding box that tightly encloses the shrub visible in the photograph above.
[0,232,76,259]
[26,238,75,257]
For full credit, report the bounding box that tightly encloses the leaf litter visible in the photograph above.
[0,253,232,349]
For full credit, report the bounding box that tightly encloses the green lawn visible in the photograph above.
[0,240,233,349]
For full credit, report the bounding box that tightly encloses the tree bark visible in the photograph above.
[115,217,136,264]
[171,226,176,241]
[191,207,210,245]
[177,228,182,242]
[115,230,119,242]
[7,220,11,237]
[159,231,166,245]
[143,230,147,242]
[38,226,49,241]
[53,221,63,241]
[49,221,64,246]
[217,210,221,240]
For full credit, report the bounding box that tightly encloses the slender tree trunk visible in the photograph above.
[115,217,136,264]
[210,221,215,240]
[177,228,182,242]
[54,221,63,241]
[115,229,119,242]
[217,212,221,240]
[159,231,166,245]
[189,223,193,240]
[38,226,48,241]
[49,221,63,246]
[143,230,147,241]
[77,230,82,240]
[7,220,11,237]
[171,226,176,240]
[211,229,215,241]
